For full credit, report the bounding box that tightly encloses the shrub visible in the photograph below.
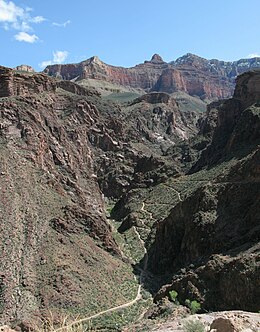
[169,290,179,304]
[183,319,205,332]
[185,299,201,314]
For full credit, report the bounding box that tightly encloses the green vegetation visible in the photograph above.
[169,290,179,304]
[78,78,142,103]
[83,298,151,331]
[104,91,141,103]
[185,299,201,314]
[172,91,207,113]
[168,290,201,315]
[183,319,205,332]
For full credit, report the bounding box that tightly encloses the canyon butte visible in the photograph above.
[0,53,259,331]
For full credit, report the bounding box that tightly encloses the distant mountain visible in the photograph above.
[172,53,260,80]
[43,53,260,100]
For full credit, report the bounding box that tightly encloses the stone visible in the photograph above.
[0,326,16,332]
[210,318,236,332]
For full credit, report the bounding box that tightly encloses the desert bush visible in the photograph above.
[183,319,205,332]
[168,289,179,304]
[185,299,201,314]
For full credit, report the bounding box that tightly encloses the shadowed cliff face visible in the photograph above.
[44,54,260,100]
[146,70,260,312]
[190,69,260,172]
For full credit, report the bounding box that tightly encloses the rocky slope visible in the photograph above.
[0,67,140,328]
[44,53,260,100]
[0,66,200,329]
[146,70,260,312]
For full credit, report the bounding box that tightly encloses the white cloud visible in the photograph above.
[247,53,260,58]
[12,20,31,31]
[39,50,69,69]
[39,60,53,68]
[52,20,71,28]
[0,0,45,40]
[15,31,38,43]
[30,16,46,24]
[53,50,68,63]
[0,0,24,23]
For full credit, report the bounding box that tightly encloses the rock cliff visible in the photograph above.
[44,54,260,100]
[0,66,56,98]
[146,70,260,312]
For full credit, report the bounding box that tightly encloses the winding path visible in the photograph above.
[55,178,259,330]
[54,217,149,331]
[54,189,182,331]
[55,284,143,331]
[163,183,183,202]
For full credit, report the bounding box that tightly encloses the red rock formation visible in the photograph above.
[44,54,260,100]
[45,55,170,90]
[0,66,56,97]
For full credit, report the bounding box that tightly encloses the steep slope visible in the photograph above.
[44,53,260,100]
[172,53,260,82]
[44,54,170,91]
[92,92,200,198]
[0,68,138,327]
[147,70,260,312]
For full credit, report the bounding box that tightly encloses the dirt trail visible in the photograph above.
[54,211,149,331]
[163,184,183,202]
[55,190,183,331]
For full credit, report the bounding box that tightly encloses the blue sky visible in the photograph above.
[1,0,260,70]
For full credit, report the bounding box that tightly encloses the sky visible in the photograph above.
[0,0,260,71]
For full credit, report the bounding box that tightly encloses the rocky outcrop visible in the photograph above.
[153,67,232,99]
[233,69,260,108]
[0,66,56,98]
[191,70,260,172]
[14,65,35,73]
[133,311,260,332]
[44,55,170,91]
[150,179,259,311]
[44,54,260,100]
[0,66,100,99]
[172,53,260,82]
